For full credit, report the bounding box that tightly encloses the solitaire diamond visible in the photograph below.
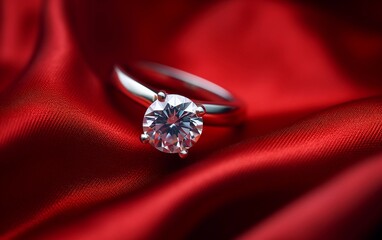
[142,94,203,154]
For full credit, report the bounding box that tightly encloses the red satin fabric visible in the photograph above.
[1,0,382,239]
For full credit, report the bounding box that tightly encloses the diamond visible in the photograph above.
[142,94,203,153]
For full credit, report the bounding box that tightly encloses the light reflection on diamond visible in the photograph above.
[142,94,203,153]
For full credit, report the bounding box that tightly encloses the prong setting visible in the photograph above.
[142,94,203,156]
[157,91,167,102]
[179,149,188,159]
[140,133,149,144]
[196,105,206,117]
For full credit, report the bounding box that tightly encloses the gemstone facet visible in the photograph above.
[142,94,203,153]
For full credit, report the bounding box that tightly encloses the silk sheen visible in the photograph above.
[1,0,382,239]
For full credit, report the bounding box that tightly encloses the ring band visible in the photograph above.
[113,62,245,158]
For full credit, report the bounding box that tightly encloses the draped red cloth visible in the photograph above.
[1,0,382,239]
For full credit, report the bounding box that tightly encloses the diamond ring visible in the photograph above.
[113,62,245,158]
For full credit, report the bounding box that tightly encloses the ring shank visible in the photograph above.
[113,62,245,126]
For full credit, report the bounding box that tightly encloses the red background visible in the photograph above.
[1,0,382,239]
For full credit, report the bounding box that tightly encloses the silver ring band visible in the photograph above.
[113,62,245,126]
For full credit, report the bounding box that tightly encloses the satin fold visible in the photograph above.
[1,0,382,239]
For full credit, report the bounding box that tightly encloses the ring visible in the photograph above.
[113,62,245,158]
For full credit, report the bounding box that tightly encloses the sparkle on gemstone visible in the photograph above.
[142,94,203,153]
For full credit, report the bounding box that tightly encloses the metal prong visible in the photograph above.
[179,149,188,159]
[140,133,149,144]
[196,105,206,117]
[157,91,167,102]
